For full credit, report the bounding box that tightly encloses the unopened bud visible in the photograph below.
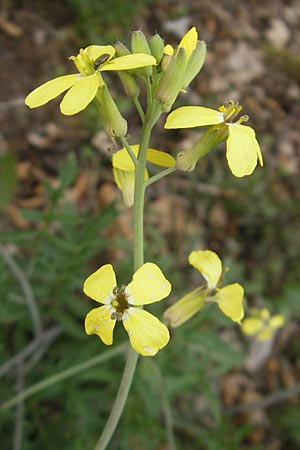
[114,41,131,57]
[131,30,151,54]
[97,86,127,137]
[155,47,187,111]
[131,30,152,76]
[149,34,165,64]
[182,40,207,89]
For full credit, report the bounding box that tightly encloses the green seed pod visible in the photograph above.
[149,34,165,64]
[155,47,187,111]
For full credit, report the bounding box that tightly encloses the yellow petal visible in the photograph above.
[126,262,171,305]
[60,73,100,115]
[25,74,79,108]
[112,145,139,171]
[241,317,264,336]
[113,168,135,207]
[113,166,148,207]
[215,283,244,324]
[165,106,224,129]
[83,45,115,62]
[83,264,116,303]
[163,288,206,327]
[270,314,285,329]
[260,308,270,320]
[85,306,115,345]
[102,54,156,71]
[257,326,274,341]
[164,44,174,56]
[179,27,198,59]
[146,148,176,167]
[226,124,263,177]
[123,308,170,356]
[188,250,222,289]
[112,145,175,170]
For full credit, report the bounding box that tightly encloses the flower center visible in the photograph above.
[110,285,129,321]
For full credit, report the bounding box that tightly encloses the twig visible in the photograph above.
[0,97,25,111]
[226,384,300,415]
[13,362,25,450]
[0,244,42,338]
[0,325,62,378]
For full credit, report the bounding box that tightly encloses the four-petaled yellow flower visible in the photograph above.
[112,144,176,207]
[165,100,263,177]
[241,308,285,341]
[25,45,156,115]
[84,262,171,356]
[164,250,244,327]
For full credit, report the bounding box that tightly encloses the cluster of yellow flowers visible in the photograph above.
[24,27,282,356]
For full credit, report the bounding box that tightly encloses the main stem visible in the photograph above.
[93,112,156,450]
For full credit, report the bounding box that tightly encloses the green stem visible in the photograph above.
[118,136,138,166]
[132,123,151,268]
[145,166,176,188]
[93,109,159,450]
[133,97,145,123]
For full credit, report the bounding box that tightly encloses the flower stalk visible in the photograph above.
[93,102,162,450]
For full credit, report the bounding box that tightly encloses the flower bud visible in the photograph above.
[118,71,140,97]
[155,47,187,112]
[131,30,152,76]
[149,34,165,64]
[182,40,207,89]
[114,41,131,57]
[96,86,127,137]
[131,30,151,54]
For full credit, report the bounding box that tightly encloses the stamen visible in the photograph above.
[113,286,119,296]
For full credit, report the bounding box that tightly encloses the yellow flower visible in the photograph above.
[164,250,244,327]
[241,308,285,341]
[84,262,171,356]
[25,45,156,115]
[165,100,263,177]
[112,144,176,207]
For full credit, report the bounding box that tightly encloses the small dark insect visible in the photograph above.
[93,54,110,70]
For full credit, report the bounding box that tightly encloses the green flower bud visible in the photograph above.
[131,30,151,54]
[131,30,152,76]
[182,40,207,89]
[96,86,128,137]
[155,47,187,112]
[149,34,165,64]
[118,71,140,97]
[114,41,131,57]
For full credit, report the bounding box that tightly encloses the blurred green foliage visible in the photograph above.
[1,1,300,448]
[67,0,154,44]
